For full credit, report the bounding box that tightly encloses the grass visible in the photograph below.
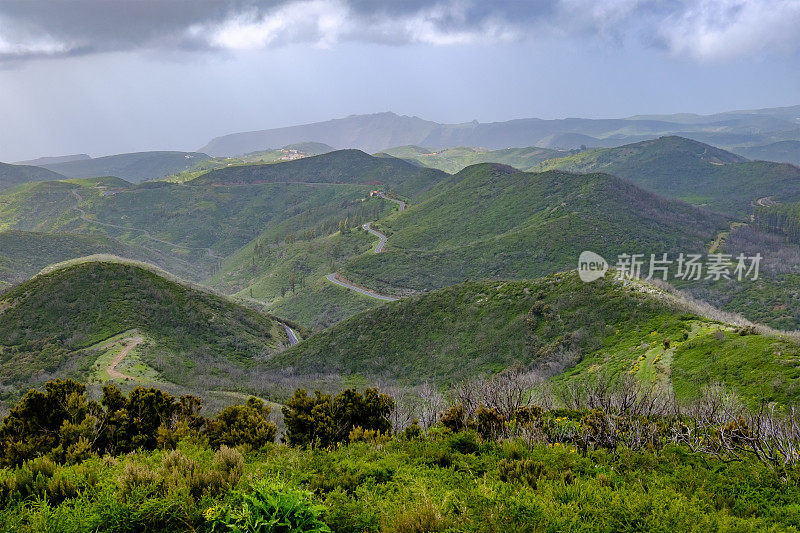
[0,162,63,191]
[39,151,211,184]
[85,330,160,384]
[0,230,202,285]
[380,144,563,173]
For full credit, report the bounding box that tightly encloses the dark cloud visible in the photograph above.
[0,0,798,63]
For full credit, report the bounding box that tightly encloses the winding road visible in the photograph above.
[323,193,406,301]
[282,323,300,346]
[363,222,388,253]
[756,196,776,207]
[376,192,406,211]
[325,273,400,301]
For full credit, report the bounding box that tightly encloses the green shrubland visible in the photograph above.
[2,376,800,531]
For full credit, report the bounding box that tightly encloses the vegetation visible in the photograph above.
[39,151,211,184]
[0,230,201,285]
[0,162,64,191]
[190,149,447,199]
[380,144,563,173]
[340,164,727,293]
[274,272,800,402]
[735,140,800,166]
[4,378,800,531]
[754,201,800,244]
[0,260,288,410]
[158,143,336,184]
[534,136,800,216]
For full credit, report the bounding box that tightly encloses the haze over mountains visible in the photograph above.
[199,105,800,157]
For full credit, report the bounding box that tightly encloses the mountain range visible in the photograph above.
[199,105,800,156]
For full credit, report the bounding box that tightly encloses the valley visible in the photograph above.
[6,5,800,529]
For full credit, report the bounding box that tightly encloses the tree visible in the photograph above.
[207,398,277,449]
[0,379,98,466]
[282,388,394,448]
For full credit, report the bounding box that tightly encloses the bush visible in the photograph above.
[282,388,394,448]
[207,398,277,450]
[205,481,331,532]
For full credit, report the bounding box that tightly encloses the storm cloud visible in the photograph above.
[1,0,799,63]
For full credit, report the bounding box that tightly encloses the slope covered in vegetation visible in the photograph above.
[534,136,800,215]
[380,144,562,173]
[0,162,64,191]
[340,164,728,293]
[40,151,211,183]
[0,231,200,285]
[0,260,288,408]
[275,272,800,403]
[191,149,446,198]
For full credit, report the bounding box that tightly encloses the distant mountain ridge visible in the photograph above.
[14,154,90,166]
[0,161,65,191]
[40,151,211,184]
[199,105,800,156]
[534,136,800,216]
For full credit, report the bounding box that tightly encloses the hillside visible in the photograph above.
[0,170,392,270]
[340,164,728,293]
[0,162,64,191]
[191,149,447,198]
[0,231,201,285]
[380,145,563,173]
[40,151,211,183]
[14,154,90,166]
[735,140,800,166]
[0,260,290,409]
[274,273,800,403]
[533,136,800,216]
[199,106,800,156]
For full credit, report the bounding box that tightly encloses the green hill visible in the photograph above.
[0,170,392,269]
[0,162,64,191]
[735,140,800,166]
[0,230,201,285]
[191,149,447,198]
[0,180,84,232]
[339,164,728,293]
[533,136,800,216]
[275,272,800,403]
[0,260,290,409]
[40,151,211,183]
[380,145,563,173]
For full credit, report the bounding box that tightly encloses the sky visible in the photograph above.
[1,0,799,162]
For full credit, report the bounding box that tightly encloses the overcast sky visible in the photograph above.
[1,0,799,161]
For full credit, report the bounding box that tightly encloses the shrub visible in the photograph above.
[207,398,277,450]
[386,498,451,533]
[440,403,468,432]
[282,388,394,448]
[205,481,331,532]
